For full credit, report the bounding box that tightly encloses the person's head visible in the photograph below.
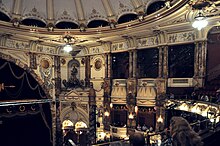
[129,132,145,146]
[170,116,203,146]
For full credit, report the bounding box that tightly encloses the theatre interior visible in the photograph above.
[0,0,220,146]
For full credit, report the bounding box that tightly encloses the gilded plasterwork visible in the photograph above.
[168,31,195,43]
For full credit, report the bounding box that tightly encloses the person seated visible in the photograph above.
[137,124,141,131]
[142,124,148,132]
[169,116,203,146]
[129,132,145,146]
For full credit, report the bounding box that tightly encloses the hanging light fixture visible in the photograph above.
[63,35,74,52]
[189,0,213,30]
[63,44,73,52]
[192,11,208,30]
[157,115,163,123]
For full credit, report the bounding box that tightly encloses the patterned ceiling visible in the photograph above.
[0,0,219,48]
[0,0,170,28]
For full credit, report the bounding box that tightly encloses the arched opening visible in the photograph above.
[55,21,79,29]
[62,119,74,129]
[146,1,165,15]
[117,13,137,24]
[0,58,52,146]
[0,11,10,22]
[62,120,88,146]
[87,20,109,28]
[21,18,47,27]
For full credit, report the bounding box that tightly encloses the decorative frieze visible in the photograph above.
[5,39,30,50]
[36,44,56,54]
[111,42,128,52]
[137,36,159,47]
[161,15,186,26]
[168,31,195,43]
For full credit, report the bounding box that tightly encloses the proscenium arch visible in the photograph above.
[60,106,89,127]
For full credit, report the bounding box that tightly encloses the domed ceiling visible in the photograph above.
[0,0,219,48]
[0,0,167,27]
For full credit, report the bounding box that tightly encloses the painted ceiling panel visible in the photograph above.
[22,0,47,20]
[111,0,135,17]
[0,0,13,14]
[82,0,107,22]
[54,0,77,21]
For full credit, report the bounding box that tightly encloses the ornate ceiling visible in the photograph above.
[0,0,220,51]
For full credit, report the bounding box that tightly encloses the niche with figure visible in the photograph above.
[62,59,84,89]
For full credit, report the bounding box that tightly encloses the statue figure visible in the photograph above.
[62,65,85,89]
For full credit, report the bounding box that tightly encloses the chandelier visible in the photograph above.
[63,35,75,52]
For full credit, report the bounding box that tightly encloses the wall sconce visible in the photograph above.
[110,103,113,108]
[157,115,163,123]
[128,113,134,119]
[135,106,138,113]
[104,111,110,117]
[0,83,15,92]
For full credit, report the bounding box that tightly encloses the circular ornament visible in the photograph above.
[94,59,102,71]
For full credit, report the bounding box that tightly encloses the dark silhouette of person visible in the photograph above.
[63,128,77,146]
[129,132,145,146]
[170,116,203,146]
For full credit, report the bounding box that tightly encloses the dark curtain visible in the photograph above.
[0,112,52,146]
[0,58,52,146]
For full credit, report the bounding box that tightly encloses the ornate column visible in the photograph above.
[129,51,133,79]
[102,79,111,131]
[103,51,112,130]
[194,41,207,87]
[163,46,169,78]
[132,50,137,78]
[104,53,112,79]
[158,46,163,78]
[52,56,62,146]
[194,42,199,78]
[88,83,97,145]
[126,80,137,129]
[158,45,168,78]
[29,53,37,69]
[85,56,91,87]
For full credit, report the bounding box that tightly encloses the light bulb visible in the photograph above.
[192,19,208,30]
[63,44,73,52]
